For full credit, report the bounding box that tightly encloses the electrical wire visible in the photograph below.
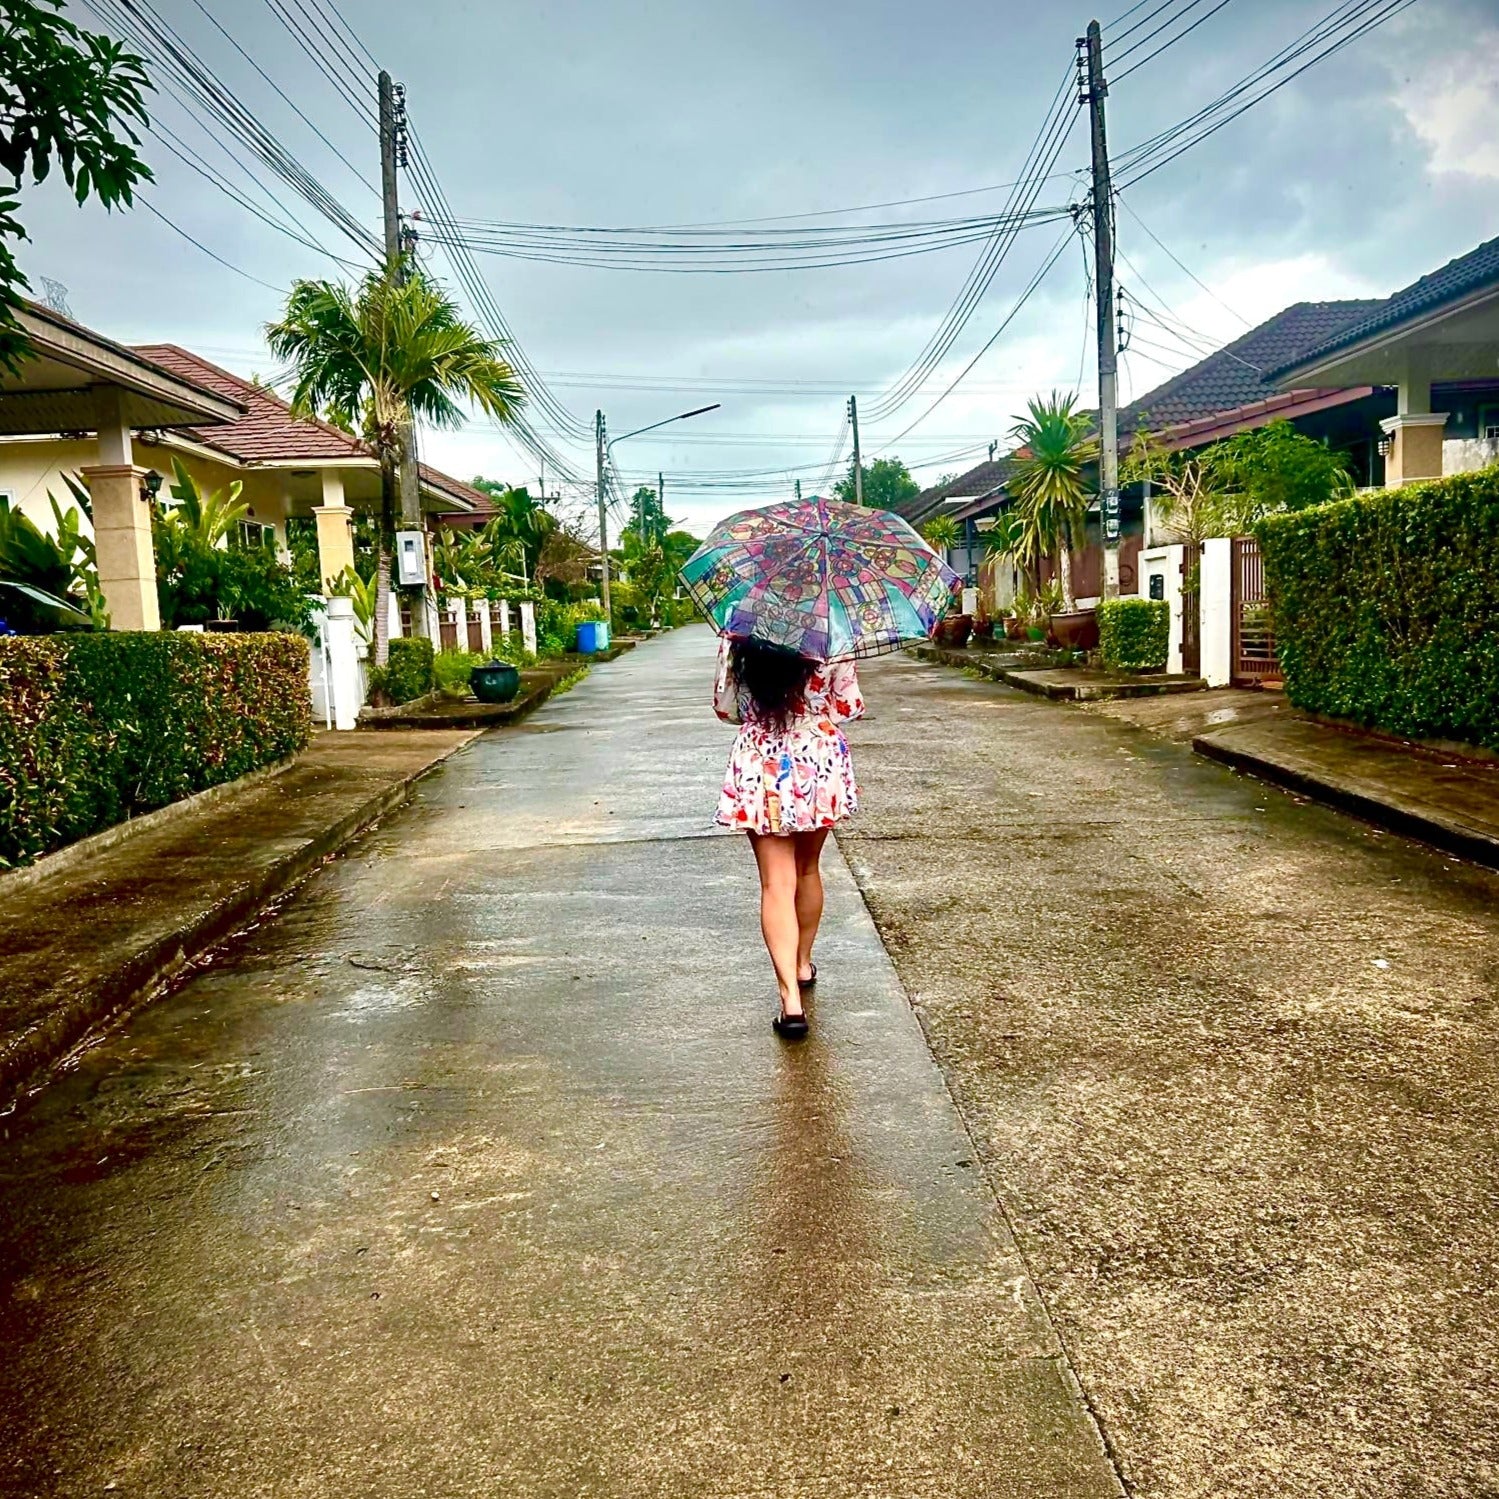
[1112,0,1236,82]
[1115,193,1250,326]
[136,197,284,291]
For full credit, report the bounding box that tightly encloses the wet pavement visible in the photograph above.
[839,652,1499,1498]
[0,627,1118,1498]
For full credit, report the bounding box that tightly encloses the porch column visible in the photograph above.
[83,384,160,632]
[314,470,356,588]
[1381,363,1448,486]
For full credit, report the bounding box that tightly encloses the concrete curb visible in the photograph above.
[910,644,1207,702]
[1193,729,1499,871]
[0,732,479,1112]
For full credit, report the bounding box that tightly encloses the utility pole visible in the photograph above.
[848,395,864,506]
[795,479,801,501]
[1081,20,1121,600]
[658,471,665,545]
[596,409,611,620]
[378,70,429,634]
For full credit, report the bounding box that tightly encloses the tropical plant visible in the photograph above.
[265,261,525,664]
[920,514,961,551]
[0,493,87,629]
[1007,392,1097,613]
[1212,419,1355,515]
[162,455,249,546]
[1123,427,1242,556]
[834,455,920,511]
[329,564,375,646]
[0,1,153,371]
[471,479,554,582]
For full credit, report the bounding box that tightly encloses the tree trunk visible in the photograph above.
[1059,547,1075,613]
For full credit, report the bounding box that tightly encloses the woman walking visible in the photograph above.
[714,634,864,1040]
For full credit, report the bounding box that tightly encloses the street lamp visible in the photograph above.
[596,403,719,620]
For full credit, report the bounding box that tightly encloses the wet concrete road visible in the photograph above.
[0,627,1118,1498]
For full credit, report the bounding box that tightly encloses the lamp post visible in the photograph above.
[596,403,719,620]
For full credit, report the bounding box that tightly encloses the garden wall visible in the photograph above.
[1258,466,1499,749]
[0,632,312,867]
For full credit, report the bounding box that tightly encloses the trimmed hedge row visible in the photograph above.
[1099,598,1169,672]
[1258,467,1499,748]
[0,632,312,867]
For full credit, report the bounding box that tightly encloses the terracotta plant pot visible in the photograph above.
[1004,616,1027,641]
[971,618,995,643]
[1049,608,1100,651]
[935,614,973,649]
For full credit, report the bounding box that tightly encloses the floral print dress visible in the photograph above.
[713,635,865,835]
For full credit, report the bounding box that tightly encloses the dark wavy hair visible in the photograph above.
[730,637,819,731]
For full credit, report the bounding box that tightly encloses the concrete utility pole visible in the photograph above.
[379,69,429,634]
[596,409,611,620]
[848,395,864,506]
[795,479,801,501]
[1081,21,1121,600]
[658,471,665,544]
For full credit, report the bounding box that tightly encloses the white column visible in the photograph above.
[519,600,538,657]
[478,598,493,653]
[499,599,512,641]
[387,587,403,639]
[1199,537,1233,688]
[324,595,363,730]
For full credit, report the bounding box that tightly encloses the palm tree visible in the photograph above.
[920,514,961,553]
[1007,391,1098,613]
[266,261,525,663]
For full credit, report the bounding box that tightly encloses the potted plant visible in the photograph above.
[934,605,973,648]
[971,605,995,644]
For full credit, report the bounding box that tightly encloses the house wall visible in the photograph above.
[0,436,293,550]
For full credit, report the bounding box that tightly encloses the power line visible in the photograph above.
[1115,193,1250,326]
[1111,0,1237,82]
[137,197,284,291]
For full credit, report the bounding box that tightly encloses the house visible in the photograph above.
[0,310,494,628]
[908,234,1499,613]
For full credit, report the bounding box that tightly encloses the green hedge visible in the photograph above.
[383,636,434,704]
[0,631,311,867]
[1098,598,1169,672]
[1258,467,1499,748]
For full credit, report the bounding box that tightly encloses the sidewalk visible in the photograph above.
[912,643,1207,701]
[0,729,476,1108]
[1195,712,1499,868]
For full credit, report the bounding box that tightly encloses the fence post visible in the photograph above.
[324,596,363,730]
[520,600,538,658]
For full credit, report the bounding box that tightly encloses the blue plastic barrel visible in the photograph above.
[576,620,611,654]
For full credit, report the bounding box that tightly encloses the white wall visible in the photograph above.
[1137,544,1185,676]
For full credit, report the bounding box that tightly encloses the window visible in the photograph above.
[1478,404,1499,441]
[236,519,274,550]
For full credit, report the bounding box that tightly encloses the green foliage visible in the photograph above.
[433,647,481,698]
[329,564,375,644]
[1257,467,1499,748]
[0,631,310,866]
[1098,598,1169,672]
[551,664,589,695]
[0,491,89,629]
[834,455,920,510]
[152,513,313,633]
[0,1,153,371]
[163,456,248,545]
[1008,391,1096,611]
[1213,420,1354,515]
[920,514,960,550]
[380,636,434,704]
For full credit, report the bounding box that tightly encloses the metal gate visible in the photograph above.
[1181,545,1200,677]
[1231,536,1278,686]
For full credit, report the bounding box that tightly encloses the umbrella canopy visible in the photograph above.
[680,495,959,662]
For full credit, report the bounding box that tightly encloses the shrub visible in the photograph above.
[382,636,434,704]
[1098,598,1169,672]
[0,632,311,867]
[433,648,481,698]
[1258,467,1499,748]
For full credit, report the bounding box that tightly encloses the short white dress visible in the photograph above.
[713,636,865,835]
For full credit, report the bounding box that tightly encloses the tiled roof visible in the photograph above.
[1267,235,1499,379]
[135,343,493,511]
[1117,299,1382,435]
[904,299,1381,519]
[134,344,366,461]
[897,456,1017,525]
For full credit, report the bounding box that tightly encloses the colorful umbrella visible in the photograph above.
[680,495,960,662]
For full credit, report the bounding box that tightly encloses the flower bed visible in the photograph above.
[0,632,311,867]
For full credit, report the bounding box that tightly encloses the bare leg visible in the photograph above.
[749,833,802,1016]
[792,829,830,984]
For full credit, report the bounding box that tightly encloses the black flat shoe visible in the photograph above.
[772,1008,809,1040]
[798,963,817,990]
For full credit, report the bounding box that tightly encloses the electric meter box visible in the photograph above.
[395,530,427,587]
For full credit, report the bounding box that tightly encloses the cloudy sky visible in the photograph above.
[21,0,1499,538]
